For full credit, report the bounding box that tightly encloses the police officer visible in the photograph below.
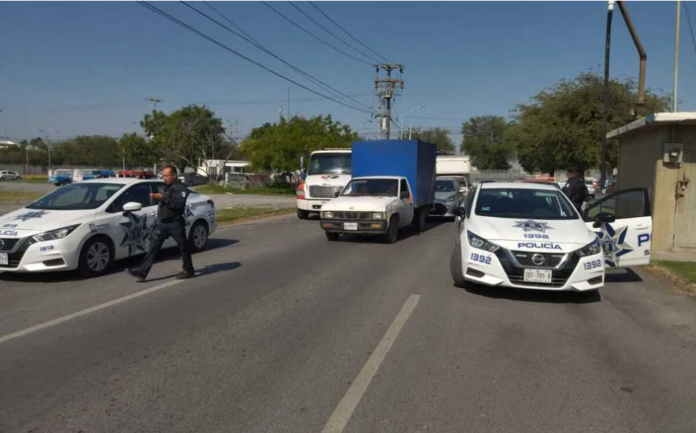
[562,165,590,214]
[127,165,194,281]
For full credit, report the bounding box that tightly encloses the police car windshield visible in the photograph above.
[475,188,578,220]
[342,179,398,197]
[27,183,124,210]
[307,153,351,176]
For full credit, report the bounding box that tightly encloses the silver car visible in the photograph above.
[430,177,466,217]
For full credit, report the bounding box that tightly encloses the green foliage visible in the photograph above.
[461,116,516,170]
[53,135,120,166]
[408,127,456,154]
[119,133,158,168]
[509,72,669,175]
[240,115,360,172]
[141,104,225,170]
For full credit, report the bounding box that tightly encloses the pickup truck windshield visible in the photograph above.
[342,179,398,197]
[27,183,124,210]
[307,153,351,176]
[475,188,578,220]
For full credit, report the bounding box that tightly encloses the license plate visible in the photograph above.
[0,253,8,266]
[344,222,358,231]
[523,269,552,283]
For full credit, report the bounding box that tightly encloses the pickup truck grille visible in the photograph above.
[308,185,342,199]
[335,212,370,220]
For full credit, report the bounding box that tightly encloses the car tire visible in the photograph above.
[297,209,309,220]
[412,207,427,232]
[78,236,114,278]
[383,215,399,244]
[325,232,339,242]
[450,243,466,288]
[188,221,209,253]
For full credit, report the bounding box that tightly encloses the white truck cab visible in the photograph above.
[320,176,427,243]
[296,149,351,219]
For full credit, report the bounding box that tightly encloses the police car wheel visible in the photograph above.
[188,221,209,253]
[450,243,466,288]
[78,236,113,277]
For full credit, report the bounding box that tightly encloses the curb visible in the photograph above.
[215,208,296,230]
[638,264,696,296]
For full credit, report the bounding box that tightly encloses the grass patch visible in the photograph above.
[0,190,44,201]
[655,261,696,285]
[195,184,294,196]
[18,175,49,183]
[216,207,294,223]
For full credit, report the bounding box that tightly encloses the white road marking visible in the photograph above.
[0,279,184,345]
[321,294,421,433]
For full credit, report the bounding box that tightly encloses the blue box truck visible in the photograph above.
[319,140,437,243]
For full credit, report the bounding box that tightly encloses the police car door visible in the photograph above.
[108,183,155,259]
[149,181,182,248]
[583,188,652,268]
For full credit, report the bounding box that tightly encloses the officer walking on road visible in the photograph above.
[562,165,590,214]
[127,165,195,282]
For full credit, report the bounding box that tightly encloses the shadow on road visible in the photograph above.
[141,262,242,283]
[339,219,452,244]
[462,284,602,305]
[605,268,643,283]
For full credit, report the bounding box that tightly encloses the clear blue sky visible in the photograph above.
[1,1,694,145]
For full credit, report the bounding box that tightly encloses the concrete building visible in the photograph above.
[607,112,696,255]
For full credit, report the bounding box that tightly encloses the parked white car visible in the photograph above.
[585,180,596,198]
[0,178,217,276]
[0,170,20,181]
[450,182,652,295]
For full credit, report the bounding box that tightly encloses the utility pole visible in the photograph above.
[145,97,163,109]
[38,129,51,172]
[674,0,681,112]
[374,63,404,139]
[287,87,291,119]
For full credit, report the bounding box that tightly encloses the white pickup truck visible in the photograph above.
[319,176,428,243]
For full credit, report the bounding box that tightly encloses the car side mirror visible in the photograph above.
[592,211,615,228]
[400,191,410,200]
[122,201,142,216]
[453,206,466,218]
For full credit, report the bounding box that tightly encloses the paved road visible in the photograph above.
[1,216,695,433]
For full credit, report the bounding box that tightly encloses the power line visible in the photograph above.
[684,1,696,56]
[203,1,264,48]
[261,1,373,66]
[136,1,373,115]
[186,1,373,113]
[308,1,394,64]
[288,2,382,64]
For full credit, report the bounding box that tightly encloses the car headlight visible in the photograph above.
[322,211,334,219]
[576,238,601,257]
[445,195,455,202]
[372,212,385,220]
[467,231,501,253]
[32,224,81,242]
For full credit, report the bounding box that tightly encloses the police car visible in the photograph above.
[450,182,652,294]
[0,178,217,277]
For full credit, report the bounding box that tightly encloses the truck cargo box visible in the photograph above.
[351,140,437,207]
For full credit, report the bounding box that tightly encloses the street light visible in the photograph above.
[400,105,426,139]
[38,129,51,171]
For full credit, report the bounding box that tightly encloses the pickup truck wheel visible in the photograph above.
[325,232,339,242]
[450,243,466,288]
[413,207,427,232]
[383,216,399,244]
[297,209,309,220]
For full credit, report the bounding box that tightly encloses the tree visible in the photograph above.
[52,136,120,167]
[461,116,516,170]
[240,115,360,172]
[408,127,456,154]
[119,133,159,169]
[509,72,669,176]
[141,104,225,171]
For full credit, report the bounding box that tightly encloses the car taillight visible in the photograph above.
[296,182,306,199]
[207,199,215,208]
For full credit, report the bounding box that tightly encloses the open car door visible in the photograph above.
[583,188,652,268]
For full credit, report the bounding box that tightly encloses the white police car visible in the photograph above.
[450,182,652,294]
[0,178,217,277]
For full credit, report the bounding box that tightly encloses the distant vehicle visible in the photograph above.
[296,148,352,220]
[585,180,596,198]
[118,170,155,179]
[179,172,208,187]
[450,182,653,296]
[0,170,20,181]
[0,178,217,276]
[48,169,73,186]
[431,177,467,218]
[436,155,471,178]
[320,140,437,243]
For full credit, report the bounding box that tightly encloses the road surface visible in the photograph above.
[1,216,695,433]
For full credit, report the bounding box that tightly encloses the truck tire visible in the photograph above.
[297,209,309,220]
[383,215,399,244]
[450,243,466,288]
[412,206,427,232]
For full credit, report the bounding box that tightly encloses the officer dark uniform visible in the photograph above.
[562,165,589,214]
[127,166,194,281]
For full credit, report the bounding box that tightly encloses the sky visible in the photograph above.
[1,1,695,146]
